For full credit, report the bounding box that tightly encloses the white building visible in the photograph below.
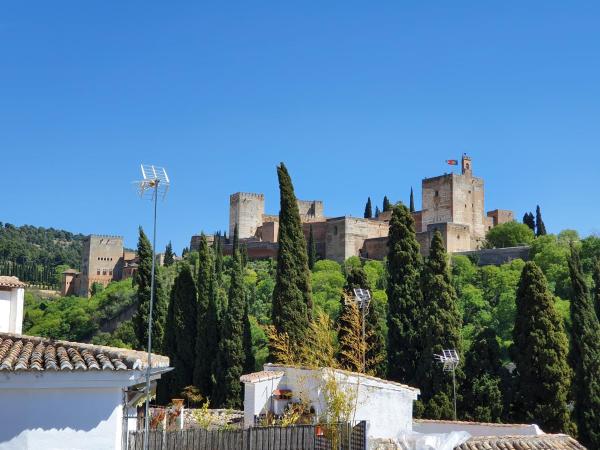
[0,277,25,335]
[240,363,420,441]
[0,332,171,450]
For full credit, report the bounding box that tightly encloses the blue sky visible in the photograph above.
[2,2,600,253]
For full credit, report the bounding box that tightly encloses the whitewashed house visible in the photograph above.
[240,363,420,441]
[0,332,171,450]
[0,277,25,334]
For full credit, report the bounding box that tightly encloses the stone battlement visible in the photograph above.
[230,192,265,200]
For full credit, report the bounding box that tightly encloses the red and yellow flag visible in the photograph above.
[446,159,458,165]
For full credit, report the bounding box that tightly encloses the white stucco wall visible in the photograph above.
[243,365,419,441]
[0,287,24,334]
[0,370,155,450]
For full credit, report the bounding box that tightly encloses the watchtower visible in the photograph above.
[229,193,265,240]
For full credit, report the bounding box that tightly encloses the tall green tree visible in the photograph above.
[164,241,175,266]
[133,226,168,352]
[522,212,535,231]
[159,263,197,402]
[383,196,392,212]
[271,163,313,354]
[512,261,574,433]
[409,187,415,213]
[375,206,381,218]
[568,246,600,448]
[193,234,216,397]
[214,252,246,408]
[308,225,317,270]
[592,259,600,320]
[364,197,373,219]
[461,327,504,422]
[416,231,463,419]
[386,203,423,384]
[535,205,547,236]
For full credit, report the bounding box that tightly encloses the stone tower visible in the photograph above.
[229,193,265,239]
[462,153,473,176]
[78,235,124,297]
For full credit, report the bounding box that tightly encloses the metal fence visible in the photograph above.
[127,421,367,450]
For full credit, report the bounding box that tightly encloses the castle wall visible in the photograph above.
[361,237,388,260]
[229,193,265,239]
[487,209,514,227]
[79,235,123,297]
[302,221,328,259]
[421,175,454,231]
[297,200,324,222]
[453,174,486,241]
[417,223,472,256]
[326,218,388,263]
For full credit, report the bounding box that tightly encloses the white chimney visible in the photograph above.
[0,276,26,335]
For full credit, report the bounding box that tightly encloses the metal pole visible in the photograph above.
[361,305,366,373]
[143,180,160,450]
[452,367,457,421]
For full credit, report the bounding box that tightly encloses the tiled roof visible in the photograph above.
[414,419,535,428]
[0,332,169,372]
[0,276,26,288]
[455,435,586,450]
[240,370,285,383]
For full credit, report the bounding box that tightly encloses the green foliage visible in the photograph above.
[485,221,535,248]
[308,225,316,270]
[214,253,246,408]
[90,282,104,297]
[416,231,462,419]
[271,163,313,352]
[159,263,198,404]
[530,234,573,299]
[194,234,216,397]
[567,246,600,448]
[382,196,392,212]
[164,241,175,266]
[409,187,415,213]
[522,212,535,231]
[536,205,547,236]
[593,259,600,320]
[512,262,574,434]
[461,328,504,422]
[0,222,84,267]
[386,203,422,384]
[132,227,168,353]
[24,279,136,344]
[311,260,345,319]
[364,197,372,219]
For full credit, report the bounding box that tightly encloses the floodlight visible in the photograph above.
[344,288,372,373]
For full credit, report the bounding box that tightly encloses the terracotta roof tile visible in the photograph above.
[0,276,26,288]
[455,435,586,450]
[0,332,169,372]
[240,370,285,383]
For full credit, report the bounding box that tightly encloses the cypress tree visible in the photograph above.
[133,226,168,352]
[383,196,392,212]
[213,232,224,285]
[307,225,316,270]
[271,163,312,353]
[243,298,255,373]
[592,259,600,320]
[386,203,423,384]
[232,224,239,256]
[160,264,197,402]
[409,187,415,213]
[568,246,600,448]
[364,197,373,219]
[164,241,175,266]
[416,231,463,419]
[214,251,246,408]
[535,205,547,236]
[512,261,574,433]
[193,234,216,397]
[375,206,381,218]
[522,212,535,231]
[461,328,504,422]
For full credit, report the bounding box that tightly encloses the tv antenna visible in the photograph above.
[434,349,460,420]
[135,164,170,450]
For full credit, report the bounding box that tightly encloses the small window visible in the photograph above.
[96,269,101,275]
[334,226,338,236]
[435,190,439,197]
[102,269,107,276]
[457,235,460,240]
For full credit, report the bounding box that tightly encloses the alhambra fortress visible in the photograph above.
[192,154,517,263]
[62,155,519,297]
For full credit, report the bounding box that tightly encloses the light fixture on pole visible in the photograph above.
[345,288,371,372]
[434,349,460,420]
[135,164,170,450]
